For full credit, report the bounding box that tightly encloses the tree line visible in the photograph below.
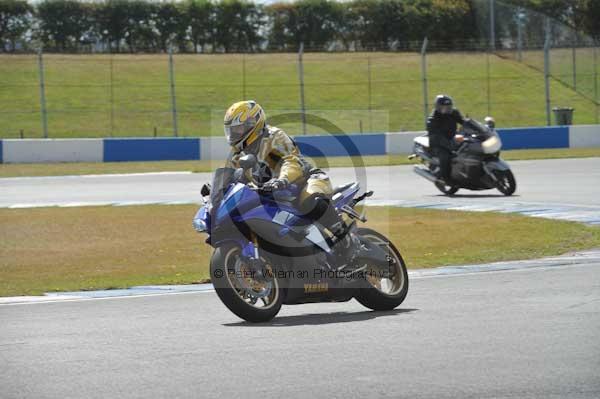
[0,0,598,53]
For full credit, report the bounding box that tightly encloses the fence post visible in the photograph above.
[367,55,372,133]
[109,54,115,137]
[168,47,179,137]
[489,0,495,51]
[37,49,48,138]
[486,51,491,116]
[297,42,307,136]
[420,37,429,128]
[516,9,523,62]
[242,52,246,99]
[543,19,551,126]
[572,33,577,91]
[594,42,598,123]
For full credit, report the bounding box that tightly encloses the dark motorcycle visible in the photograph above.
[193,155,408,322]
[410,118,516,196]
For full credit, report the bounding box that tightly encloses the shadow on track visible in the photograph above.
[429,194,521,199]
[223,308,418,327]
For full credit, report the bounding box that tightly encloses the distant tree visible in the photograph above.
[96,0,131,52]
[36,0,93,51]
[0,0,32,51]
[265,2,295,50]
[214,0,263,52]
[122,0,159,52]
[182,0,214,52]
[346,0,407,50]
[154,2,185,52]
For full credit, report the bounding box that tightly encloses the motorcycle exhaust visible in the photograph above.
[413,166,438,183]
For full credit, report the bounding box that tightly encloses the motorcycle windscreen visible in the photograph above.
[210,167,236,211]
[463,119,492,138]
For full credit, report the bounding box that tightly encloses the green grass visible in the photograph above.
[0,51,598,138]
[498,48,600,103]
[1,205,599,297]
[1,147,599,178]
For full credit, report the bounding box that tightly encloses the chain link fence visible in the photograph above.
[0,34,598,138]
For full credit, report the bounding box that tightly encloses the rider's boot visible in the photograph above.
[302,195,360,265]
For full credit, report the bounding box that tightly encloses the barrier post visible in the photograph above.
[168,47,179,137]
[37,49,48,138]
[420,37,429,128]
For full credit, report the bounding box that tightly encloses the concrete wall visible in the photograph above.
[1,139,103,163]
[569,125,600,148]
[200,136,230,160]
[0,125,598,163]
[386,131,425,154]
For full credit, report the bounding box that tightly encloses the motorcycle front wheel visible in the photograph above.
[354,228,409,311]
[210,243,283,323]
[494,169,516,196]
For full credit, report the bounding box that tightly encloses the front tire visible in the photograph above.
[354,228,409,311]
[210,243,283,323]
[494,169,516,196]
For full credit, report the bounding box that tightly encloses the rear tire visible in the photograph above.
[435,181,459,196]
[494,170,516,196]
[210,243,283,323]
[354,228,409,311]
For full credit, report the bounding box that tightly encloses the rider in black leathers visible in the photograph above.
[427,95,465,182]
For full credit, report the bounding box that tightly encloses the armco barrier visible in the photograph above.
[0,125,597,164]
[293,133,386,157]
[497,126,569,150]
[385,126,571,154]
[103,138,200,162]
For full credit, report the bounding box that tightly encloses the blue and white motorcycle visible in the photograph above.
[193,155,408,322]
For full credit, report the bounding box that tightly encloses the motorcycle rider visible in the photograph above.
[427,95,465,183]
[223,100,351,247]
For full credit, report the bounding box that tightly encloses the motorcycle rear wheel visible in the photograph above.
[354,228,409,311]
[210,243,283,323]
[434,180,460,196]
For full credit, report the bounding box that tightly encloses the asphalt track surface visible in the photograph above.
[1,263,599,399]
[1,157,600,398]
[1,158,599,209]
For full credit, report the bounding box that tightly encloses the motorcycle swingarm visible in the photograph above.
[353,237,395,277]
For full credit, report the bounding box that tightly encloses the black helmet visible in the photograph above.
[434,94,453,115]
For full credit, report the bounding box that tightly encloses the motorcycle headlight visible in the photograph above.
[193,218,207,233]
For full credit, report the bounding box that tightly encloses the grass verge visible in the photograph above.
[1,205,599,297]
[1,147,599,178]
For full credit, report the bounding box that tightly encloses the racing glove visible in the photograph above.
[262,178,289,192]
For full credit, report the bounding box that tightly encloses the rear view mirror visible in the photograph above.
[239,154,257,170]
[201,183,211,197]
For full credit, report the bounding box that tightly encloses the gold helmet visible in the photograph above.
[223,100,266,149]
